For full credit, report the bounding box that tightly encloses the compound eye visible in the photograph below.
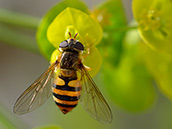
[74,42,84,51]
[59,40,68,48]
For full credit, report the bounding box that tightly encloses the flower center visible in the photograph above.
[139,9,161,31]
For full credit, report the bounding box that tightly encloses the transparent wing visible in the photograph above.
[13,62,58,115]
[80,64,113,124]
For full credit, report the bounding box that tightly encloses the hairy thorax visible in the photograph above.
[60,51,79,71]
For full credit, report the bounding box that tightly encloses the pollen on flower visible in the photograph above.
[139,9,161,31]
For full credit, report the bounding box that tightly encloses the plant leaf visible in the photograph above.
[102,29,156,111]
[94,0,127,67]
[141,42,172,101]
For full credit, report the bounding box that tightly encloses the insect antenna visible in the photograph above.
[68,32,72,38]
[68,32,78,39]
[74,33,78,39]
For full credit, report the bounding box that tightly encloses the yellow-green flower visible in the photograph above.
[133,0,172,55]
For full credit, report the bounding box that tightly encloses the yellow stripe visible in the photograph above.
[52,87,81,97]
[68,80,81,87]
[54,76,65,86]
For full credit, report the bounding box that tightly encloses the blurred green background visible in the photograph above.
[1,0,172,129]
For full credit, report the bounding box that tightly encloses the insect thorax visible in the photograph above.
[60,51,79,71]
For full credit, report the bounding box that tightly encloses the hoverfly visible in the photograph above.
[13,33,112,123]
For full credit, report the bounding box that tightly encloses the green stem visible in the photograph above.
[112,26,138,32]
[0,24,40,53]
[0,9,40,29]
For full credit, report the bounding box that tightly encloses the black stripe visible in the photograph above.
[53,93,79,101]
[59,75,77,82]
[55,102,77,108]
[53,83,81,91]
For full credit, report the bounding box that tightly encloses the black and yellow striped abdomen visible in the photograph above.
[52,73,81,114]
